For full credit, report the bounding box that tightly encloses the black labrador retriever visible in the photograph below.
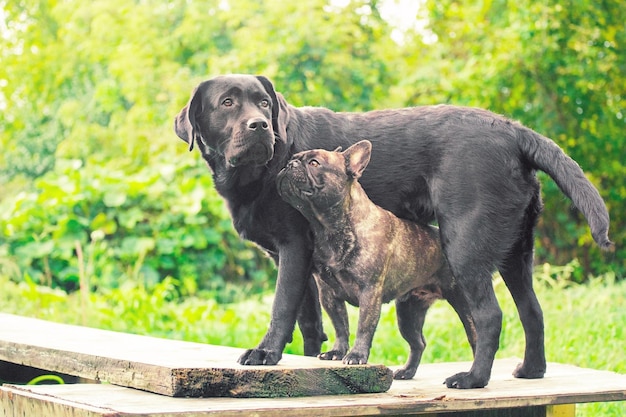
[174,74,611,389]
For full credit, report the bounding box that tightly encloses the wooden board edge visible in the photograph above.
[171,364,394,397]
[2,340,393,398]
[0,341,176,397]
[0,385,113,417]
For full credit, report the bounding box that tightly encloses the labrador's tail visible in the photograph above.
[517,126,612,249]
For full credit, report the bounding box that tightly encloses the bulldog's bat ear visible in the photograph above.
[344,140,372,179]
[174,81,208,152]
[256,75,290,145]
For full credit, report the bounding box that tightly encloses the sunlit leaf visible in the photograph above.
[103,191,127,207]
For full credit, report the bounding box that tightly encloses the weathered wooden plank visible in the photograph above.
[1,359,624,417]
[0,313,392,397]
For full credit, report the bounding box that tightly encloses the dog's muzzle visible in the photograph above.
[277,159,314,199]
[225,122,275,167]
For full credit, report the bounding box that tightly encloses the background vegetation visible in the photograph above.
[1,0,623,294]
[0,1,624,415]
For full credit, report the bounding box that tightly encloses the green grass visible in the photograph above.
[0,271,624,416]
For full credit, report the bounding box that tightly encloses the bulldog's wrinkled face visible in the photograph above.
[277,148,348,214]
[277,140,372,217]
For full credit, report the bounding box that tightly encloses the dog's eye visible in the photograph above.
[260,99,270,108]
[222,98,233,107]
[308,159,320,167]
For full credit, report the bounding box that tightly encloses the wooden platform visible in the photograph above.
[2,359,626,416]
[0,313,391,397]
[1,313,625,416]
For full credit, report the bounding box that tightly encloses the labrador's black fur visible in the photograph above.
[174,74,611,388]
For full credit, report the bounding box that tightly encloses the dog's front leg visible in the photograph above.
[297,277,327,357]
[343,288,383,365]
[316,277,350,360]
[238,238,313,366]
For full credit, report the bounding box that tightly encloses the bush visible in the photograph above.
[0,156,275,302]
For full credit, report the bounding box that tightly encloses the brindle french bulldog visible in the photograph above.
[277,140,455,379]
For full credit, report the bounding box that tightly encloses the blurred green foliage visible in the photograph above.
[0,154,273,300]
[0,0,623,295]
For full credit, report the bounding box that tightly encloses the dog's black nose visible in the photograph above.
[247,118,269,131]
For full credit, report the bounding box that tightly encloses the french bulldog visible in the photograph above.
[277,140,455,379]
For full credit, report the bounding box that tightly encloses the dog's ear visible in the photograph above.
[343,140,372,179]
[174,82,207,152]
[256,75,289,144]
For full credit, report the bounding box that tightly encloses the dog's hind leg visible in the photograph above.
[499,244,546,379]
[499,192,546,379]
[437,218,503,388]
[442,273,502,389]
[393,290,436,380]
[441,284,477,356]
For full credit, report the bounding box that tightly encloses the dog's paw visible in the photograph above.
[513,361,546,379]
[237,348,282,365]
[318,350,345,361]
[393,367,417,380]
[342,350,369,365]
[444,371,488,389]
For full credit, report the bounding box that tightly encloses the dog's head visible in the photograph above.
[277,140,372,217]
[174,75,289,168]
